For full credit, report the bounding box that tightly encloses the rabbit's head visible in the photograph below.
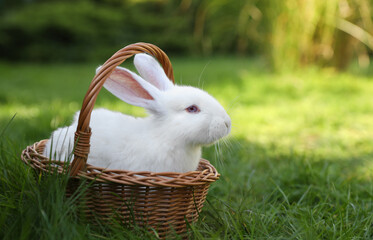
[98,54,231,146]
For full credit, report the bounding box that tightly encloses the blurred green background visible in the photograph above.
[1,0,373,70]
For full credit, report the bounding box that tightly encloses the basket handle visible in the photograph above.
[70,43,175,176]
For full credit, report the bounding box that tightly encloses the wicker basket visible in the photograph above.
[21,43,220,238]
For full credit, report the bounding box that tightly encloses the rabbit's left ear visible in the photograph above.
[134,53,174,91]
[96,66,161,111]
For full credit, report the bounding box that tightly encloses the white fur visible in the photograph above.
[44,53,231,173]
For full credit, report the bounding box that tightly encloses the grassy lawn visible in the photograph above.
[1,57,373,239]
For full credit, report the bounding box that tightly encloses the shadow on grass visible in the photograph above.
[198,137,373,239]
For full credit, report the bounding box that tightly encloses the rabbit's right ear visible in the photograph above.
[134,53,174,91]
[97,66,161,111]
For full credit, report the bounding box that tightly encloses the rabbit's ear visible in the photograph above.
[97,66,160,110]
[134,53,174,91]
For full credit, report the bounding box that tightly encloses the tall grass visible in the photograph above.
[267,1,337,70]
[263,0,373,71]
[182,0,373,70]
[2,0,373,70]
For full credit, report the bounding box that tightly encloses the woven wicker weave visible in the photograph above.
[21,43,220,238]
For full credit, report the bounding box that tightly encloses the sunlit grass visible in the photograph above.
[1,58,373,239]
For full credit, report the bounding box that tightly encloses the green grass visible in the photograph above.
[1,57,373,239]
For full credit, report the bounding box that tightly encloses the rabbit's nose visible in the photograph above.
[224,118,231,130]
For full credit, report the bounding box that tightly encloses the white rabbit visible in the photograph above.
[43,53,231,173]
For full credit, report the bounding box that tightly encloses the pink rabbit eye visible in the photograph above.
[186,105,200,113]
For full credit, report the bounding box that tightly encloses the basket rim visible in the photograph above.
[21,139,220,188]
